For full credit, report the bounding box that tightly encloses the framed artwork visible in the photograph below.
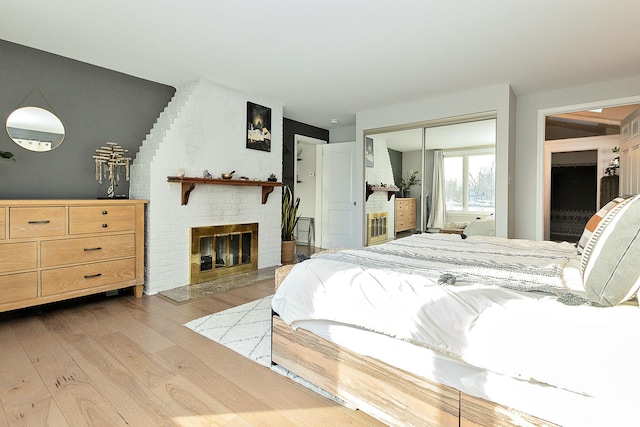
[365,137,374,167]
[246,102,271,152]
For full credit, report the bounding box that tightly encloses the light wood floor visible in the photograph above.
[0,280,384,426]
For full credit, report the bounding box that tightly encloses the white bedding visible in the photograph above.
[272,233,640,425]
[307,233,578,293]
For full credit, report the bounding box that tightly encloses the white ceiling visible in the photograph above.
[2,1,640,130]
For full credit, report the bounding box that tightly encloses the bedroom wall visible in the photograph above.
[329,125,356,143]
[0,40,175,199]
[516,75,640,240]
[388,148,402,188]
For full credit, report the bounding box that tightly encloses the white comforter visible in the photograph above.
[272,234,640,405]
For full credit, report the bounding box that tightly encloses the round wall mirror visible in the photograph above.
[6,106,65,152]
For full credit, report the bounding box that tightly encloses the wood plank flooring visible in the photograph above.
[0,280,384,426]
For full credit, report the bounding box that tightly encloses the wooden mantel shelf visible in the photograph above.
[366,183,399,201]
[167,176,282,205]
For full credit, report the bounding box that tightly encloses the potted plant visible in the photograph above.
[268,173,277,182]
[400,170,421,198]
[281,185,300,262]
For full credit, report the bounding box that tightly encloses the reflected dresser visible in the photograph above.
[395,197,416,235]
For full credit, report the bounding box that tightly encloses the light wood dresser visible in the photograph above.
[0,199,147,313]
[395,197,416,235]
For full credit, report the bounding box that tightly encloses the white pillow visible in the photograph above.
[576,196,629,254]
[580,194,640,306]
[462,215,495,237]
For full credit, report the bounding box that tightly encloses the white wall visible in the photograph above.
[330,125,356,143]
[356,84,516,244]
[516,75,640,240]
[131,78,283,294]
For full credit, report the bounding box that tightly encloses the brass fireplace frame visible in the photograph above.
[367,212,389,246]
[190,223,258,284]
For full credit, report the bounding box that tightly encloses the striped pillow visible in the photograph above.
[577,196,629,254]
[580,194,640,306]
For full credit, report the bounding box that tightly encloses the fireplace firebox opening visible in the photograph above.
[190,223,258,284]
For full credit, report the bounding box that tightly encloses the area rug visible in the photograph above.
[184,296,273,366]
[184,296,355,408]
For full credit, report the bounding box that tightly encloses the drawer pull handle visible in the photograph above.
[84,273,102,279]
[102,210,108,215]
[84,247,102,252]
[28,220,50,224]
[102,223,108,228]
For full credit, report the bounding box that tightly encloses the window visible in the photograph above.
[444,150,495,213]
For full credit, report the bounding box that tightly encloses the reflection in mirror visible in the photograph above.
[368,118,496,238]
[6,106,65,152]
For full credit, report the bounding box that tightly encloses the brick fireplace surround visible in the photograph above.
[130,78,283,295]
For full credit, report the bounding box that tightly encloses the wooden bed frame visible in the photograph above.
[272,265,559,427]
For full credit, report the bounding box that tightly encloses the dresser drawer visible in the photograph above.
[69,206,136,234]
[9,207,66,238]
[0,242,37,272]
[0,272,38,303]
[41,258,136,296]
[0,208,6,240]
[41,234,135,268]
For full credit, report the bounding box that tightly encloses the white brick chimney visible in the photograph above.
[130,79,283,295]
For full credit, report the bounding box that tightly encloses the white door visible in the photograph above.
[321,142,358,248]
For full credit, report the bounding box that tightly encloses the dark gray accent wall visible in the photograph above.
[0,40,175,199]
[388,148,402,188]
[282,118,329,190]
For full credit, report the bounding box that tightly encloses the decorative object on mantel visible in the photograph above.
[268,173,277,182]
[221,170,235,179]
[365,181,399,201]
[203,169,213,178]
[93,142,131,198]
[177,168,185,177]
[281,185,300,263]
[167,176,282,205]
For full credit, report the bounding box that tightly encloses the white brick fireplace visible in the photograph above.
[130,78,283,295]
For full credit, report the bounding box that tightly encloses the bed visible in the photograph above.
[271,194,640,427]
